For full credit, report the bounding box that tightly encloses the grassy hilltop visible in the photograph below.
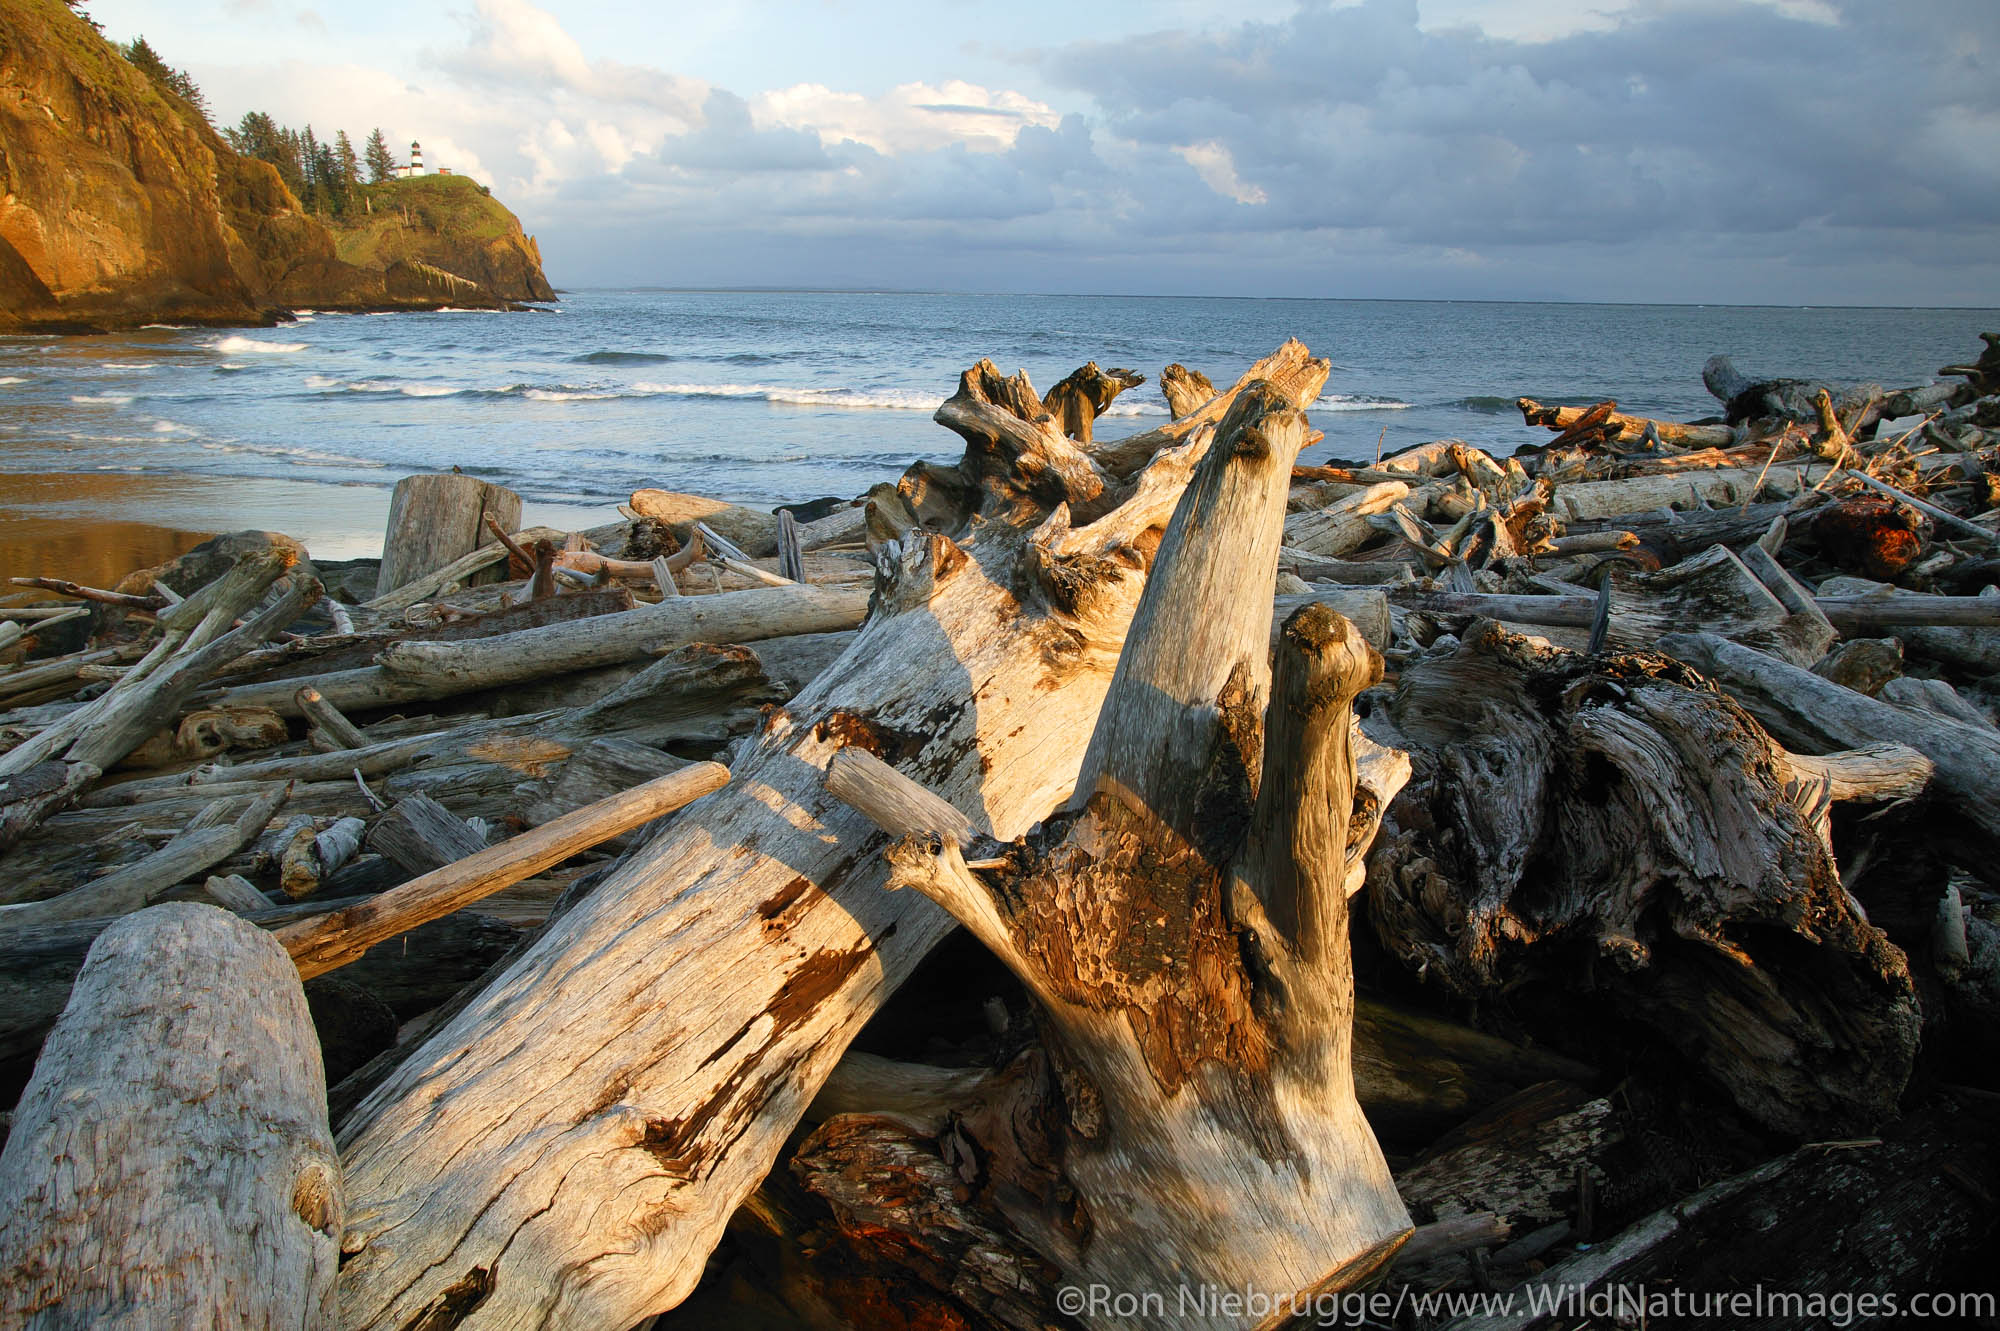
[0,0,551,331]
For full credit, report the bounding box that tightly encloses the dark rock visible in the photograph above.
[774,497,853,524]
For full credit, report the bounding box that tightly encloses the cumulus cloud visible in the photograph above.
[752,81,1060,154]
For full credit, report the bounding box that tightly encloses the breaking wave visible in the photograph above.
[208,335,308,354]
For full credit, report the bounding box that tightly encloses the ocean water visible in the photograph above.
[1,290,1994,513]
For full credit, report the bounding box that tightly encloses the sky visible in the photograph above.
[85,0,2000,305]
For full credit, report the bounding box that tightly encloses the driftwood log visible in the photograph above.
[1661,631,2000,868]
[0,549,318,851]
[208,582,866,717]
[1366,622,1920,1136]
[814,385,1422,1325]
[331,342,1332,1330]
[0,904,342,1329]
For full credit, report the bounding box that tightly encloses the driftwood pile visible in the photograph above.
[0,335,1996,1328]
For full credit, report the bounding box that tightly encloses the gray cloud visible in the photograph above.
[1040,0,2000,253]
[651,91,831,173]
[415,0,1999,302]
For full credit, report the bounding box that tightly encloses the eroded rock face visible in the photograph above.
[0,0,551,331]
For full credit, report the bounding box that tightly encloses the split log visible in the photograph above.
[330,344,1324,1331]
[630,489,780,557]
[375,473,522,597]
[279,816,368,900]
[1660,631,2000,866]
[0,904,342,1328]
[208,582,867,717]
[817,388,1412,1322]
[1367,622,1919,1135]
[1518,397,1735,448]
[775,509,805,582]
[365,793,486,875]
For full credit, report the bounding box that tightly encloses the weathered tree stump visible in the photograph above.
[1365,622,1921,1137]
[0,903,342,1329]
[817,383,1413,1327]
[375,472,522,597]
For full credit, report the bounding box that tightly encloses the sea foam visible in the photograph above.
[209,335,308,354]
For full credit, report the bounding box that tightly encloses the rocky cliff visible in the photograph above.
[0,0,551,332]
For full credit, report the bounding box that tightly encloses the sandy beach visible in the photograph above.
[0,471,621,590]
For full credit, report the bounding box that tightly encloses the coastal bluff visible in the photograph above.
[0,0,551,332]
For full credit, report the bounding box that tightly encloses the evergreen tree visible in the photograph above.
[122,36,209,122]
[364,128,396,184]
[225,111,282,162]
[314,139,346,215]
[300,125,322,211]
[274,127,306,198]
[335,131,360,191]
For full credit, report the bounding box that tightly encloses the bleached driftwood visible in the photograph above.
[0,904,342,1329]
[0,549,316,849]
[0,786,289,934]
[1661,631,2000,863]
[208,582,868,717]
[1284,480,1411,557]
[376,472,521,598]
[332,341,1332,1331]
[817,385,1412,1326]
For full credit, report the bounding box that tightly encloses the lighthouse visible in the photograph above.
[397,141,425,179]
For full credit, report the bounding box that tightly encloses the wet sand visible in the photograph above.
[0,472,622,591]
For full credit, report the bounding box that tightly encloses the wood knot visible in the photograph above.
[290,1160,340,1235]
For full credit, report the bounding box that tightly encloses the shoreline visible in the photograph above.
[0,470,622,589]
